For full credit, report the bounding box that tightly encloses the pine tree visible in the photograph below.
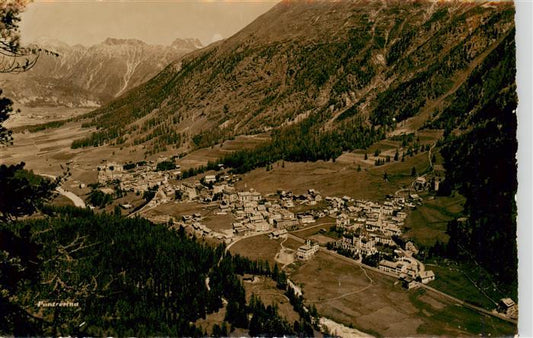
[212,324,222,337]
[220,322,229,336]
[272,264,279,281]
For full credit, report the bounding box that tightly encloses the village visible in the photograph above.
[89,158,519,321]
[94,158,438,290]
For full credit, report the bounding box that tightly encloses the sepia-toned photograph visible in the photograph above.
[0,0,529,336]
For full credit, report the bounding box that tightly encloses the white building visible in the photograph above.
[238,190,262,203]
[204,175,217,184]
[420,270,435,284]
[269,229,288,239]
[299,214,315,224]
[296,240,319,260]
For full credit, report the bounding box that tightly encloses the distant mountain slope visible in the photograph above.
[0,38,202,107]
[74,0,514,153]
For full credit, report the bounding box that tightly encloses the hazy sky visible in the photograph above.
[20,0,279,47]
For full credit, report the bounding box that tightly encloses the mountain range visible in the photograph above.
[0,37,202,107]
[1,0,518,331]
[73,0,515,152]
[70,0,516,288]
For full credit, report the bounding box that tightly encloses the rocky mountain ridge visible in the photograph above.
[0,37,202,107]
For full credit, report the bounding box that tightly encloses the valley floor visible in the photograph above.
[0,121,517,337]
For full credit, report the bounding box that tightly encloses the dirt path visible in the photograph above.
[225,230,269,253]
[38,173,86,208]
[280,236,288,250]
[427,141,436,171]
[275,236,295,270]
[56,187,86,208]
[319,283,373,304]
[286,233,517,325]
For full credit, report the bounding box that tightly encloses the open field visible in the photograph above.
[5,105,94,129]
[143,201,212,220]
[416,129,445,144]
[2,116,512,336]
[404,194,465,246]
[229,234,282,266]
[408,289,515,336]
[234,150,431,201]
[50,194,75,207]
[427,263,507,311]
[290,251,516,337]
[1,122,94,175]
[283,237,303,251]
[195,305,227,335]
[176,134,270,170]
[308,234,336,246]
[0,121,153,193]
[290,220,336,240]
[338,129,443,167]
[226,233,516,336]
[203,212,235,232]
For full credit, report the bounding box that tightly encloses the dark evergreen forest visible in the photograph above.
[433,31,518,293]
[1,207,318,336]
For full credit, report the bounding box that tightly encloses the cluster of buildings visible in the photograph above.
[231,190,302,235]
[378,255,435,286]
[97,160,438,286]
[97,161,179,194]
[176,177,237,203]
[323,194,436,286]
[179,213,233,242]
[331,197,408,257]
[278,189,323,209]
[97,159,242,211]
[413,175,441,192]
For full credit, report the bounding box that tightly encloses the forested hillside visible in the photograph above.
[65,0,519,293]
[70,0,515,155]
[435,30,517,289]
[1,207,316,336]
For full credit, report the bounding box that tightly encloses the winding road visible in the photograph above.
[225,230,270,253]
[56,186,86,208]
[38,173,86,208]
